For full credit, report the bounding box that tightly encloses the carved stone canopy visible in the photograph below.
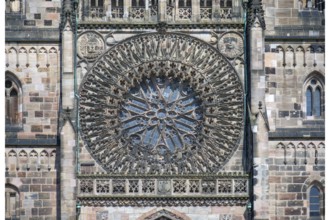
[79,32,244,175]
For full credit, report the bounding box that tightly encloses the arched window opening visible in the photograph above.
[112,0,123,6]
[132,0,145,7]
[306,87,313,116]
[179,0,191,7]
[200,0,212,7]
[309,186,321,217]
[5,75,21,126]
[314,87,321,116]
[220,0,232,7]
[5,185,20,220]
[91,0,103,7]
[304,74,324,118]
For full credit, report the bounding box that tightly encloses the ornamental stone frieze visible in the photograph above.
[79,32,244,175]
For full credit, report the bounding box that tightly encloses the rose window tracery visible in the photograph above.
[120,76,203,159]
[79,33,244,174]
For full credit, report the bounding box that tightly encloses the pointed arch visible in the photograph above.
[28,47,37,67]
[285,46,295,67]
[317,142,325,148]
[38,47,48,67]
[5,72,23,127]
[296,46,305,67]
[8,149,17,157]
[303,180,325,219]
[276,46,285,67]
[305,45,315,67]
[304,71,325,118]
[5,183,20,219]
[8,47,17,67]
[298,142,307,164]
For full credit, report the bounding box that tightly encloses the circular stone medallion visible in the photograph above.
[79,33,244,174]
[77,31,105,61]
[218,32,244,59]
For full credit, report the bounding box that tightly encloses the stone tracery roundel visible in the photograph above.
[79,33,244,174]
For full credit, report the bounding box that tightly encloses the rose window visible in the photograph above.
[79,33,244,174]
[120,76,203,157]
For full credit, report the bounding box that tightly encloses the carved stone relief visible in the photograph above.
[77,31,105,62]
[79,33,244,175]
[218,32,244,59]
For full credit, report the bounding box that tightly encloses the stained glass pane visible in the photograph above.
[314,88,321,116]
[309,186,321,218]
[306,87,312,116]
[310,186,320,195]
[120,76,203,156]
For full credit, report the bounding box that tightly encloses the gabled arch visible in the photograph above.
[137,208,190,220]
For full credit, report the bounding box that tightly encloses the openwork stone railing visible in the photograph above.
[77,174,249,206]
[200,8,212,19]
[166,6,174,17]
[90,7,104,18]
[78,175,248,196]
[150,5,158,17]
[130,7,146,19]
[111,7,124,18]
[219,8,232,20]
[178,8,192,19]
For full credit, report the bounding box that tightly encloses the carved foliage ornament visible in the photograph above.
[79,33,244,175]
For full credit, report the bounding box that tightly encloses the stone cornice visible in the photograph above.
[77,22,245,30]
[77,173,249,179]
[77,195,249,207]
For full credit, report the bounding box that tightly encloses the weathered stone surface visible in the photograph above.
[5,1,325,220]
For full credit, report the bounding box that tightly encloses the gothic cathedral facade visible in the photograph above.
[5,0,325,219]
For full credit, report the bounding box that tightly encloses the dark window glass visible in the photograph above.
[10,89,17,97]
[220,0,224,7]
[309,186,321,217]
[227,0,232,7]
[98,0,103,6]
[314,87,321,116]
[306,87,312,116]
[200,0,212,7]
[91,0,96,6]
[132,0,145,7]
[5,80,12,88]
[111,0,123,7]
